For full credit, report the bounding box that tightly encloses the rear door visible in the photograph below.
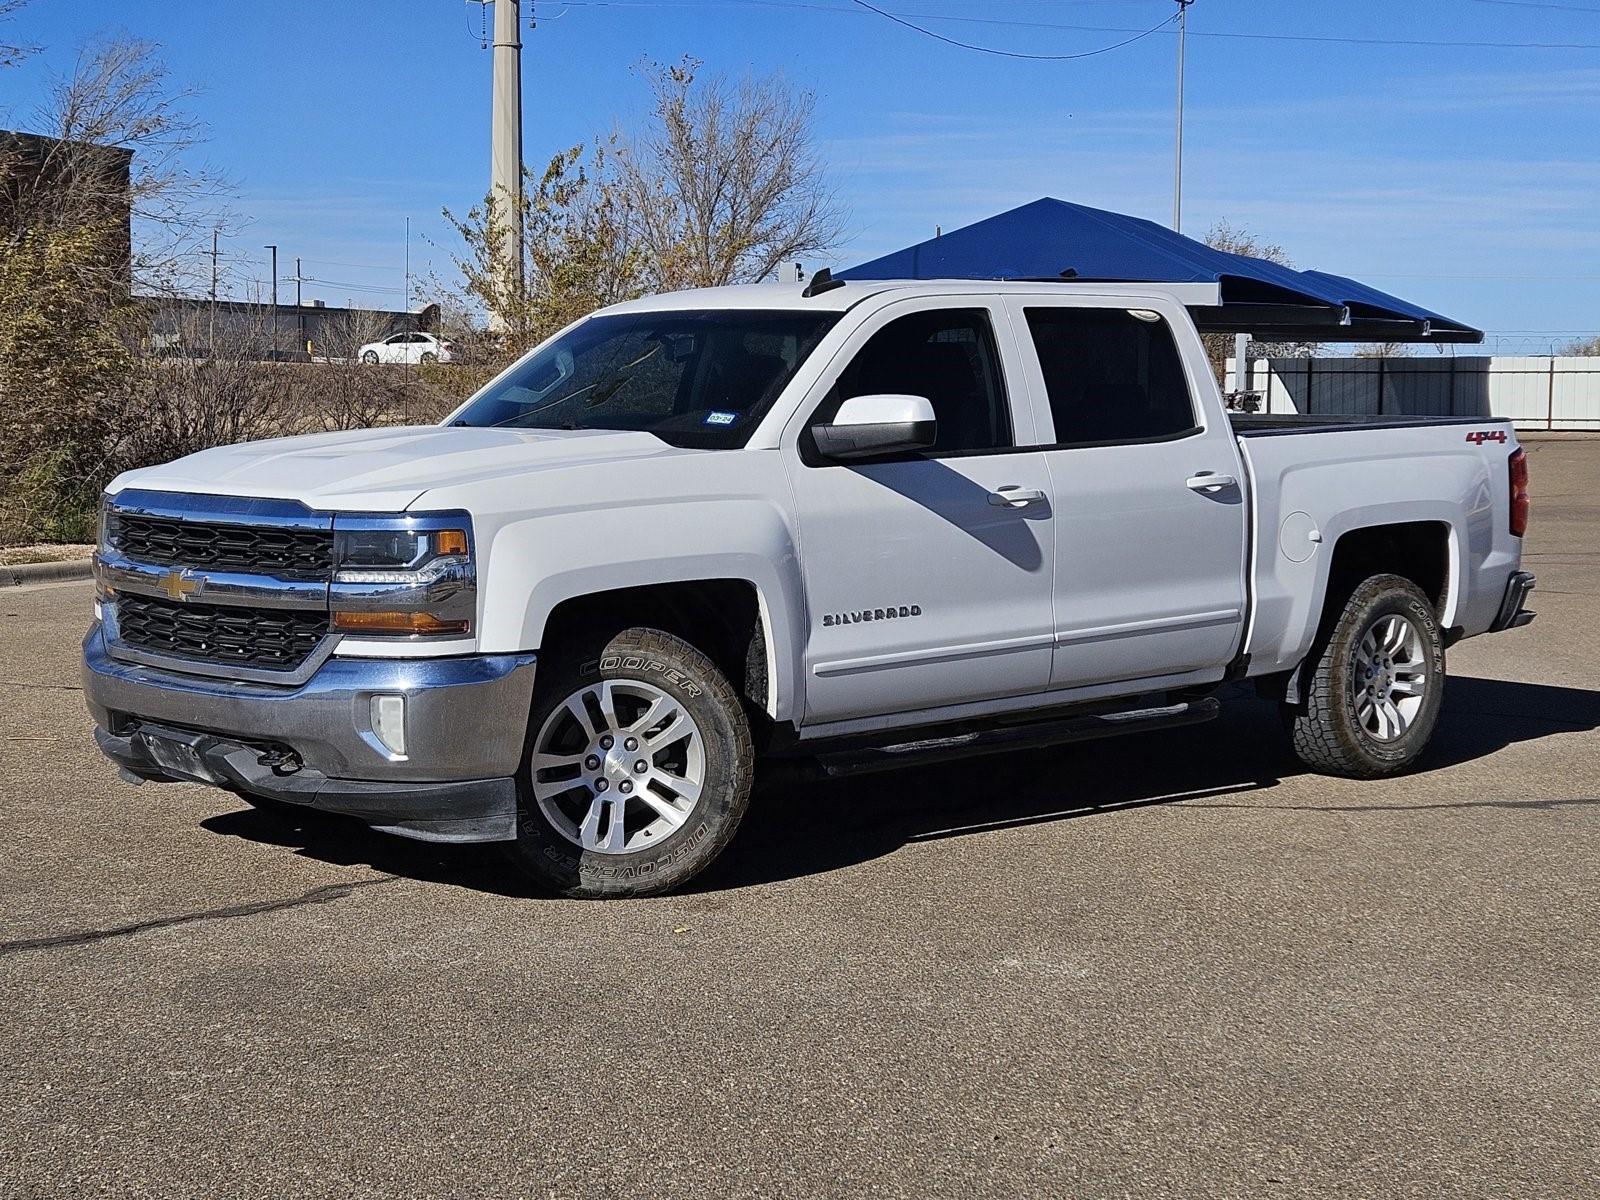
[783,298,1056,724]
[1002,296,1249,691]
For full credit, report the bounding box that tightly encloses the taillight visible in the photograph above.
[1508,447,1529,537]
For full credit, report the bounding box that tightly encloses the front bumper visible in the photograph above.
[83,623,537,842]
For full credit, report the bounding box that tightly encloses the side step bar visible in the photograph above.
[814,696,1221,778]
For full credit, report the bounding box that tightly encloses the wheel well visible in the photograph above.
[539,580,768,713]
[1268,521,1451,708]
[1324,521,1450,618]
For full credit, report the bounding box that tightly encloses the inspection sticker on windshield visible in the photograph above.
[704,411,738,426]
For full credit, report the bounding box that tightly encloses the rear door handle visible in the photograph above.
[1186,473,1238,492]
[988,486,1047,508]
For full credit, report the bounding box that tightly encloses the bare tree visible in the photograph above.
[1353,342,1413,359]
[442,140,642,354]
[441,59,846,356]
[1,0,38,71]
[1561,335,1600,356]
[1201,220,1314,385]
[123,309,292,468]
[10,35,231,296]
[620,58,844,290]
[0,34,230,543]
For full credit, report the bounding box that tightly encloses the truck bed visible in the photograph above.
[1230,412,1512,436]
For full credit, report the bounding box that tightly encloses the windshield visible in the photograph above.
[450,309,840,449]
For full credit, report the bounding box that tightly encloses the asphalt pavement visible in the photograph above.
[2,437,1596,1198]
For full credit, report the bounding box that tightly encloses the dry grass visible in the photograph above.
[0,542,95,565]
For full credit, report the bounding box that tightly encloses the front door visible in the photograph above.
[1003,297,1249,691]
[784,299,1056,724]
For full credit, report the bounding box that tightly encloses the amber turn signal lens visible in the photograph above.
[434,529,469,557]
[332,611,469,635]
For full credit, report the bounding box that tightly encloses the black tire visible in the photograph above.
[504,627,754,899]
[1287,573,1445,778]
[419,351,437,364]
[361,350,379,364]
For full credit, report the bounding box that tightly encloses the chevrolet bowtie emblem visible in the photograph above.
[158,568,201,602]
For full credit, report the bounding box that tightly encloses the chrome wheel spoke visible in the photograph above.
[563,694,599,743]
[595,681,623,734]
[533,751,586,775]
[638,782,691,828]
[644,706,690,749]
[602,797,630,851]
[577,791,607,848]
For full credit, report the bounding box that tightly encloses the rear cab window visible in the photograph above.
[1022,307,1199,447]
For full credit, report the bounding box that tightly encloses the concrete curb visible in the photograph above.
[2,558,94,587]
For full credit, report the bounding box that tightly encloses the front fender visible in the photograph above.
[477,498,807,724]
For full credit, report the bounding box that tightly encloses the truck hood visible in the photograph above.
[108,425,697,511]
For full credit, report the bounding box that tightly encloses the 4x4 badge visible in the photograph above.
[158,568,201,602]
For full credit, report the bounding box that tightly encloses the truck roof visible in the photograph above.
[598,278,1224,316]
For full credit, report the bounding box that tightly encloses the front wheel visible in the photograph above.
[361,350,379,364]
[505,627,754,898]
[1287,573,1445,778]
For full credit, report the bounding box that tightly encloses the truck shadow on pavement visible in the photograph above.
[201,675,1600,898]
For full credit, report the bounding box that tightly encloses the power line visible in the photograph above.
[552,0,1600,49]
[1471,0,1600,12]
[845,0,1178,61]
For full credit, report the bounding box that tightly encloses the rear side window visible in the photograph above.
[1024,308,1197,446]
[816,308,1012,455]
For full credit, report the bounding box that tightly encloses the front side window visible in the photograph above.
[1024,308,1197,446]
[811,308,1012,455]
[452,309,839,450]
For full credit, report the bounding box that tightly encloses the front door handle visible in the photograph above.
[988,485,1047,508]
[1186,473,1238,492]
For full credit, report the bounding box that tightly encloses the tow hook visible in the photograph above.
[257,744,302,774]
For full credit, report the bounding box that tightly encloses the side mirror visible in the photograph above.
[812,394,937,461]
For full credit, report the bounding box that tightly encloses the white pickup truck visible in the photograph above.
[85,278,1535,897]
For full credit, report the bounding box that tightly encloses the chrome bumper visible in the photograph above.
[83,623,537,842]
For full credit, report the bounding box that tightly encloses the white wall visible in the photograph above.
[1224,356,1600,431]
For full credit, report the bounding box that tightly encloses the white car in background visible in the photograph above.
[358,331,454,365]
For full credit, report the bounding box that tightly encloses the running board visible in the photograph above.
[814,697,1221,778]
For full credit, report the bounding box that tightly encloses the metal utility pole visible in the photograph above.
[1173,0,1193,233]
[404,216,411,311]
[208,228,220,348]
[265,244,278,355]
[489,0,525,331]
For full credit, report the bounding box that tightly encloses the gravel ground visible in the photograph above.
[0,438,1595,1199]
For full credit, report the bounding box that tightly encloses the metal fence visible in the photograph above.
[1225,357,1600,431]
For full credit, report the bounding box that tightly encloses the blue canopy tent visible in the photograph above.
[838,198,1481,344]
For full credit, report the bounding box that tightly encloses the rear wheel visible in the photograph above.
[505,627,754,898]
[1287,573,1445,778]
[420,351,437,364]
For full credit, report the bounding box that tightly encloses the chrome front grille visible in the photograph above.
[110,512,332,581]
[114,594,329,672]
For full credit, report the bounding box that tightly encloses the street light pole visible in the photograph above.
[1173,0,1193,233]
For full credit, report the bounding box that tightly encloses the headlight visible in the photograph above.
[330,513,475,637]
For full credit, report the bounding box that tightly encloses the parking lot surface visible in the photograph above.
[2,438,1596,1199]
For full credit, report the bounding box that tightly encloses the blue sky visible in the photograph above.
[6,0,1599,351]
